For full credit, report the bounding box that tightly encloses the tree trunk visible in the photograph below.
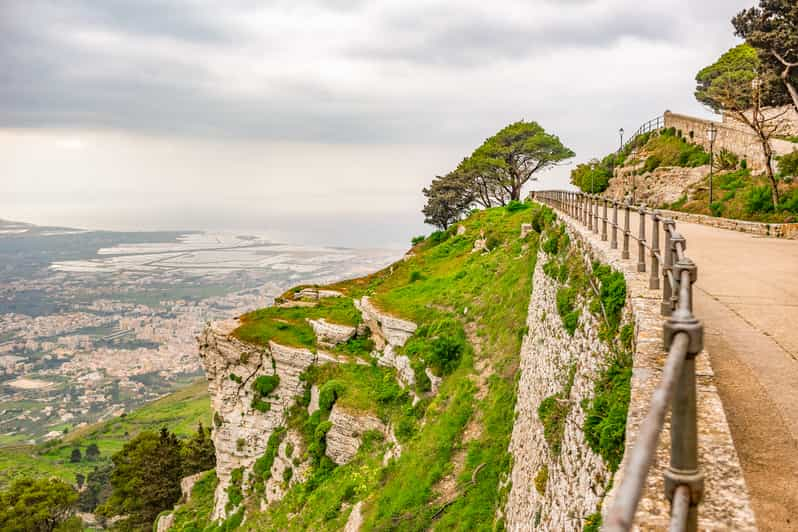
[775,51,798,111]
[760,138,780,207]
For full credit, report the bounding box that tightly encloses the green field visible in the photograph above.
[0,381,210,488]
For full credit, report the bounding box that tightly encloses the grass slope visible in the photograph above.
[240,203,547,531]
[0,381,210,488]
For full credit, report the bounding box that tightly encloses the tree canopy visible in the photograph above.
[0,478,82,532]
[420,120,573,229]
[98,428,185,529]
[733,0,798,110]
[471,121,575,201]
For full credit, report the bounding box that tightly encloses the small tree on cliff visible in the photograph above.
[695,44,789,206]
[733,0,798,111]
[422,172,475,230]
[470,121,574,201]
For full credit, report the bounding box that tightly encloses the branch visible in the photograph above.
[772,49,798,69]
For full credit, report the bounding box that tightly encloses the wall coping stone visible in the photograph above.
[657,209,798,239]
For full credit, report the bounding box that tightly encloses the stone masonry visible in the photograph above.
[550,205,756,529]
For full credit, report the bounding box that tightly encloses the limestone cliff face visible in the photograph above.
[356,296,417,387]
[325,405,387,465]
[198,319,316,520]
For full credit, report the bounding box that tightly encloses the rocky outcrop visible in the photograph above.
[308,318,356,348]
[606,161,709,206]
[156,471,210,531]
[356,296,416,347]
[265,430,308,503]
[325,404,387,465]
[156,513,175,532]
[294,287,343,300]
[373,344,415,387]
[198,320,318,520]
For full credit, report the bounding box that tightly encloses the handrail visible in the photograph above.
[623,115,665,150]
[532,190,704,532]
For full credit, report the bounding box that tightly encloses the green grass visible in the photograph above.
[235,203,544,530]
[234,297,361,349]
[0,381,210,488]
[167,470,218,530]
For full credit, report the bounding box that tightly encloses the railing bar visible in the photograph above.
[604,332,691,531]
[669,486,691,532]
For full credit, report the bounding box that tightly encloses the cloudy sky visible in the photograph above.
[1,0,752,247]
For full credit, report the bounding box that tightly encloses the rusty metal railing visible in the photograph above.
[533,190,704,532]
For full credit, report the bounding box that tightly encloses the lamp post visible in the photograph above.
[619,127,625,153]
[707,124,718,206]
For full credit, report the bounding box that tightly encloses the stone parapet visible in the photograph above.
[657,209,798,239]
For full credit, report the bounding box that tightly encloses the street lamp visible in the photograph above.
[707,124,718,206]
[619,127,625,153]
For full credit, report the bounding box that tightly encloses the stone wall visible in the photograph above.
[507,205,756,530]
[663,111,797,173]
[658,209,798,239]
[505,244,616,530]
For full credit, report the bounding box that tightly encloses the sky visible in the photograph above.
[1,0,753,248]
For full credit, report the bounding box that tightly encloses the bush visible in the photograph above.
[427,230,450,246]
[715,148,739,170]
[253,375,280,396]
[778,188,798,214]
[411,235,425,246]
[716,169,749,191]
[506,200,530,213]
[710,201,723,217]
[556,287,580,336]
[745,186,774,214]
[534,466,548,495]
[229,373,242,384]
[643,155,661,173]
[319,380,346,412]
[409,269,426,283]
[778,150,798,179]
[584,353,632,472]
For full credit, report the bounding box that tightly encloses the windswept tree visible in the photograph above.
[696,44,788,205]
[456,156,511,207]
[470,121,575,201]
[733,1,798,110]
[422,172,475,230]
[0,478,82,532]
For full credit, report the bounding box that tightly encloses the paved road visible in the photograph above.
[660,221,798,531]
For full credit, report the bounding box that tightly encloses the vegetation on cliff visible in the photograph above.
[224,202,547,531]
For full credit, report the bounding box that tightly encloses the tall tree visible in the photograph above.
[181,422,216,476]
[422,172,475,230]
[470,121,574,201]
[98,429,184,530]
[696,44,789,206]
[0,478,82,532]
[733,1,798,110]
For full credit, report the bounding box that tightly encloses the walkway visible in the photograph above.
[673,222,798,531]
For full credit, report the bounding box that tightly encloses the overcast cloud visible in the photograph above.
[0,0,753,247]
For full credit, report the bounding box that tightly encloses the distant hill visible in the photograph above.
[0,380,210,488]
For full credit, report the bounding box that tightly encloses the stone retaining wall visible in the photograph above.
[554,208,756,529]
[657,209,798,239]
[507,204,756,530]
[663,111,797,173]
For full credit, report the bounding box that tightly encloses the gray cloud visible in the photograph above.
[0,0,751,144]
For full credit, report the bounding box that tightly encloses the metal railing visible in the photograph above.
[533,190,704,532]
[623,115,665,150]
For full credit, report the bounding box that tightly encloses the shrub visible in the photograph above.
[584,512,602,532]
[485,233,501,251]
[213,412,223,428]
[236,438,245,452]
[778,150,798,178]
[715,148,739,170]
[229,373,242,384]
[643,155,661,173]
[716,169,749,191]
[409,269,426,283]
[506,200,530,213]
[745,186,774,214]
[534,466,548,495]
[710,201,723,217]
[427,230,450,246]
[584,352,632,472]
[778,188,798,214]
[253,375,280,396]
[556,287,580,336]
[411,235,425,246]
[283,467,293,483]
[741,159,748,169]
[318,380,346,412]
